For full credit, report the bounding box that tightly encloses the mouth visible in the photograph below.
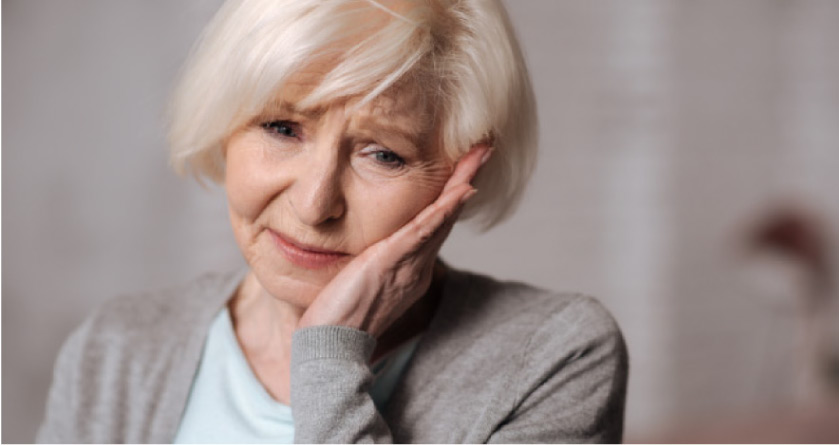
[268,229,350,270]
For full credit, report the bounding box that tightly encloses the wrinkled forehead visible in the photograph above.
[267,64,436,129]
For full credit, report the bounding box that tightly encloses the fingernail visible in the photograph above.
[460,188,478,205]
[480,147,494,166]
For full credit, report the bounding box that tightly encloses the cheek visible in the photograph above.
[349,158,453,245]
[226,171,265,225]
[225,134,281,224]
[350,179,443,246]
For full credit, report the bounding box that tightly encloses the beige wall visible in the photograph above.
[4,1,839,442]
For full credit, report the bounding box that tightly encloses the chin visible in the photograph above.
[250,261,337,309]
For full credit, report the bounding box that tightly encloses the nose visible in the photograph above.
[289,144,347,227]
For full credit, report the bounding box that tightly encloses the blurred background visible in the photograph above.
[4,0,839,442]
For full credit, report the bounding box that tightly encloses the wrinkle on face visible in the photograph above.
[225,73,455,308]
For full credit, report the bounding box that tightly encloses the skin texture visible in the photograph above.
[224,77,490,403]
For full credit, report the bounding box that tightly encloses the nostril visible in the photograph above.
[289,181,347,227]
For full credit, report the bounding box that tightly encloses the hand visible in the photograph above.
[297,144,491,337]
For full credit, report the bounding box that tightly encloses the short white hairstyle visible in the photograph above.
[169,0,537,230]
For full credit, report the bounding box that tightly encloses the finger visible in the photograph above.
[411,183,474,242]
[442,144,492,194]
[415,190,471,257]
[381,183,474,261]
[371,145,487,266]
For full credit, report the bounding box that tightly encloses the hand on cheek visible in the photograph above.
[297,144,492,337]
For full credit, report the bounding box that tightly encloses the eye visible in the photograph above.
[373,150,404,166]
[363,146,406,169]
[261,120,299,138]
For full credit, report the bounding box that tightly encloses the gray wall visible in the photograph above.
[4,1,839,442]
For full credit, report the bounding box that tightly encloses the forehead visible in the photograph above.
[272,65,433,122]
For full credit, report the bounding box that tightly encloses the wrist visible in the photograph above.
[291,325,377,364]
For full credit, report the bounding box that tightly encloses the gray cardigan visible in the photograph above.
[38,267,628,443]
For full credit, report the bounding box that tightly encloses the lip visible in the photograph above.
[268,230,349,270]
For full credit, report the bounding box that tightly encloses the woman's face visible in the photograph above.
[225,79,453,308]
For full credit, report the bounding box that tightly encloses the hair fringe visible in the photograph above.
[168,0,538,231]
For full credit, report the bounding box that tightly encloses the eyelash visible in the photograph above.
[261,120,299,139]
[366,147,406,170]
[259,120,406,170]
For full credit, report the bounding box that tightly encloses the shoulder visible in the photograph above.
[433,268,628,442]
[64,271,241,356]
[38,268,244,443]
[444,267,625,353]
[81,268,243,342]
[65,269,246,374]
[441,267,628,395]
[391,268,628,442]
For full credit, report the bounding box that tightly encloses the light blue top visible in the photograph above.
[174,307,420,444]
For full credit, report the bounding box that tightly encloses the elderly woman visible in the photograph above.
[38,0,627,443]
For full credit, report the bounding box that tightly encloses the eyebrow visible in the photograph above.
[260,100,325,120]
[354,118,428,153]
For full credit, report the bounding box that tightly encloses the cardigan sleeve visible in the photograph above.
[290,325,394,443]
[37,317,92,444]
[487,296,629,443]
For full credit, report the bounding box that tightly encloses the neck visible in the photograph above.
[228,272,303,358]
[226,272,302,404]
[230,261,449,358]
[226,260,449,402]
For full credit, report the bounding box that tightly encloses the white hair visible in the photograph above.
[169,0,537,230]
